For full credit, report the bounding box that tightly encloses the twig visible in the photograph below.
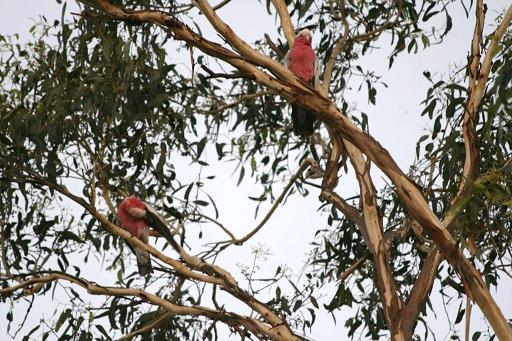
[200,90,273,115]
[0,220,13,279]
[465,298,473,341]
[211,0,232,11]
[336,217,413,282]
[205,159,312,253]
[338,257,366,283]
[192,212,236,241]
[200,64,245,80]
[264,33,286,59]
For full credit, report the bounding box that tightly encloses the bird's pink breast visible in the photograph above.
[288,43,315,82]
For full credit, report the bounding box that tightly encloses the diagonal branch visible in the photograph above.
[119,279,186,340]
[120,311,172,340]
[267,0,403,332]
[321,127,403,335]
[232,159,310,245]
[400,156,512,336]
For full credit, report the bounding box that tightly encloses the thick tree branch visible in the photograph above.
[321,190,362,227]
[0,220,13,279]
[399,157,512,336]
[269,0,295,46]
[459,0,485,196]
[266,7,404,329]
[345,142,404,335]
[465,298,473,341]
[321,126,344,191]
[194,0,297,83]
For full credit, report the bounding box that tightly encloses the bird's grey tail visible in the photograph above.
[291,105,316,137]
[135,248,153,276]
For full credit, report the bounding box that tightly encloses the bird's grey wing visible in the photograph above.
[144,203,180,250]
[283,50,290,68]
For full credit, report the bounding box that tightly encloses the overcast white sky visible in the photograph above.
[0,0,511,340]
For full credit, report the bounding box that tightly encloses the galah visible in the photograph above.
[117,196,178,276]
[285,28,319,137]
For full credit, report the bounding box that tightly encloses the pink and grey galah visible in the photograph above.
[285,28,319,137]
[117,196,178,276]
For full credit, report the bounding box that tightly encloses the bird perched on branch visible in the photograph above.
[117,196,178,276]
[285,28,319,137]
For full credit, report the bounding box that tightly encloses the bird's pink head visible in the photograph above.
[294,29,313,47]
[117,196,148,236]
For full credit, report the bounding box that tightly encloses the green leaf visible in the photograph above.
[454,308,465,324]
[57,230,83,243]
[196,137,207,159]
[95,325,109,338]
[310,296,319,309]
[293,299,303,312]
[421,35,430,48]
[237,166,245,186]
[55,309,70,332]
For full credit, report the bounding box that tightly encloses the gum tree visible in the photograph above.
[1,0,511,340]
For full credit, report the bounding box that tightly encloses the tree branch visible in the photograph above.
[345,141,403,332]
[120,278,186,339]
[0,220,13,279]
[269,0,295,46]
[321,0,350,96]
[119,311,172,340]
